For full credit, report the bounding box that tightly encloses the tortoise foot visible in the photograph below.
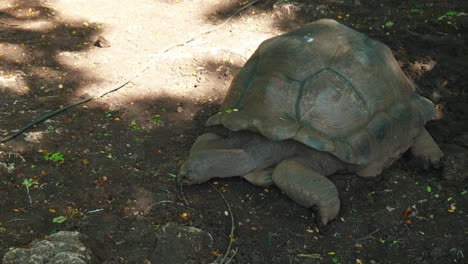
[411,128,443,170]
[272,159,340,225]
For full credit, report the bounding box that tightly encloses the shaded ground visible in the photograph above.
[0,0,467,263]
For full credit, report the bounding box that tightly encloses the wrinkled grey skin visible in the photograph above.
[179,131,347,225]
[178,130,441,225]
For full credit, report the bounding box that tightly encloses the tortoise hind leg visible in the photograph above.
[411,128,443,169]
[272,159,340,226]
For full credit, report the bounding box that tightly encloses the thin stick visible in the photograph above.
[6,218,29,223]
[209,183,236,264]
[144,199,195,214]
[0,0,261,144]
[355,228,381,242]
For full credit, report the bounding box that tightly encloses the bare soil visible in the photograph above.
[0,0,467,263]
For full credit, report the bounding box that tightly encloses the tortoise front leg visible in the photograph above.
[272,159,340,226]
[411,128,443,169]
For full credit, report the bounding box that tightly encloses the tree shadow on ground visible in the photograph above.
[0,0,106,136]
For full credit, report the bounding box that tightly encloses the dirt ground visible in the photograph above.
[0,0,467,263]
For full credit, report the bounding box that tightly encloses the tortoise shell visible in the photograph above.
[207,19,435,174]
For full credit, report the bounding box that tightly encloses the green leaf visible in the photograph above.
[385,21,394,27]
[410,8,423,15]
[44,152,64,163]
[426,186,432,193]
[446,11,457,17]
[70,210,80,219]
[332,256,338,263]
[52,216,67,223]
[225,108,238,113]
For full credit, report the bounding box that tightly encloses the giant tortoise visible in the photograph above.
[178,19,442,225]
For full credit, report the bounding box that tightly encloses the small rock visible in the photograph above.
[24,131,45,143]
[95,35,111,48]
[177,106,183,113]
[273,1,303,19]
[3,231,94,264]
[151,222,212,263]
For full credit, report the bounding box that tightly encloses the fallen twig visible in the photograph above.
[144,199,195,215]
[86,208,104,214]
[0,0,261,144]
[6,218,29,223]
[355,228,381,242]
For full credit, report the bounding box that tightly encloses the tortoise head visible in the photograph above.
[177,153,217,185]
[177,132,260,185]
[177,147,254,185]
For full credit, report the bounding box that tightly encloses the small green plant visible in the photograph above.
[129,120,139,130]
[0,226,6,232]
[152,118,163,126]
[22,178,39,189]
[44,152,64,163]
[105,109,113,117]
[22,178,39,205]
